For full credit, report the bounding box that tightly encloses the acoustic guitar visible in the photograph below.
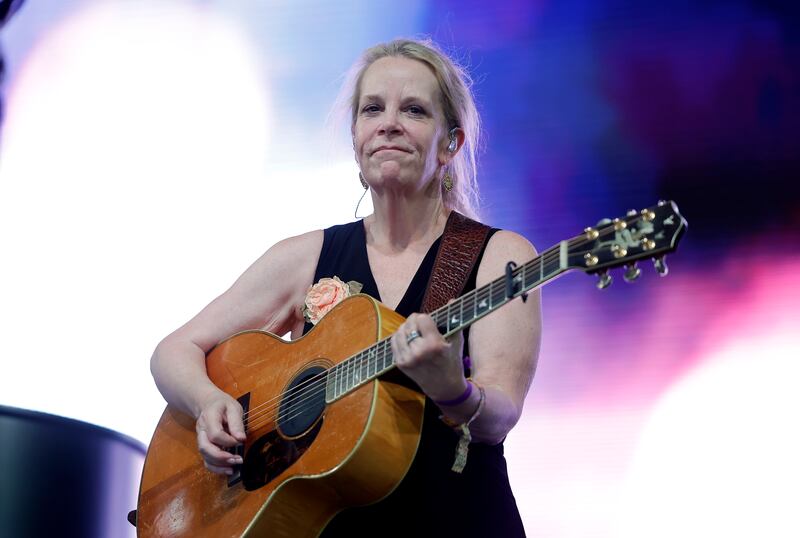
[136,201,687,537]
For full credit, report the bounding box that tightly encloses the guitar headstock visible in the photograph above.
[567,200,687,288]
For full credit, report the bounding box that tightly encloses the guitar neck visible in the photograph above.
[324,242,570,403]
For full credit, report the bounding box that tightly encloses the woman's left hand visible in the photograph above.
[391,313,468,401]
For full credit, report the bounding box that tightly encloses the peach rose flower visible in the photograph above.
[302,276,363,325]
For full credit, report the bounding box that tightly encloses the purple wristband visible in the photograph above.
[434,380,473,406]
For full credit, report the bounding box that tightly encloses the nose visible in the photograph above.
[377,108,403,137]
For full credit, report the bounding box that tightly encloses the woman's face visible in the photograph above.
[353,56,449,197]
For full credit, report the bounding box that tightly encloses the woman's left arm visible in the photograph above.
[393,230,542,444]
[457,230,542,444]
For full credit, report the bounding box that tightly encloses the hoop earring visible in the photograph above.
[443,171,454,192]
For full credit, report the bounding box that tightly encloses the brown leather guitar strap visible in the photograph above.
[420,211,491,314]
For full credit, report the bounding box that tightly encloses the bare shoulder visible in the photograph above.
[476,230,537,285]
[171,229,323,352]
[232,228,324,316]
[249,229,324,278]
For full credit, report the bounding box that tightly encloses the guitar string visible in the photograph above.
[235,258,502,426]
[238,239,588,433]
[239,251,556,433]
[237,227,633,433]
[236,208,664,431]
[238,242,568,430]
[239,234,615,433]
[242,210,673,432]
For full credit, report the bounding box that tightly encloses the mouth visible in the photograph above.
[372,146,411,155]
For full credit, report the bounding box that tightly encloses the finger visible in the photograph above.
[197,430,243,466]
[203,407,241,448]
[225,402,247,442]
[416,313,438,334]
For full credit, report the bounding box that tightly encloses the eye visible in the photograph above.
[406,105,426,115]
[361,104,381,114]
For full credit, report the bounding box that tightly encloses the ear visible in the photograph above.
[439,127,465,166]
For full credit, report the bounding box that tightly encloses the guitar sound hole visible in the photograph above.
[239,365,328,491]
[277,365,327,437]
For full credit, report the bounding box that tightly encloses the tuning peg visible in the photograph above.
[627,209,638,217]
[623,262,641,283]
[653,255,668,276]
[596,218,612,227]
[596,270,612,290]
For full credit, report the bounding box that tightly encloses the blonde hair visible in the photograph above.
[341,38,482,220]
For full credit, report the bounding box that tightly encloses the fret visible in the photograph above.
[339,359,346,396]
[376,340,391,371]
[491,279,505,308]
[446,301,453,333]
[375,343,383,371]
[522,262,527,293]
[476,288,490,315]
[543,256,559,280]
[559,240,568,270]
[380,340,390,370]
[361,353,368,383]
[325,369,334,402]
[539,254,544,283]
[353,354,361,386]
[462,291,475,326]
[332,364,339,398]
[335,362,342,399]
[436,310,447,332]
[448,303,461,330]
[345,358,350,393]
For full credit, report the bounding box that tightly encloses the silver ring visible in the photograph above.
[406,330,422,345]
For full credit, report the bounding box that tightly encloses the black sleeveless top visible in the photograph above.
[306,220,526,538]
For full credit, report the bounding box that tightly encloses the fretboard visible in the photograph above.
[324,241,570,403]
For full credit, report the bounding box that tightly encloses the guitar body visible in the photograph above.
[136,294,425,537]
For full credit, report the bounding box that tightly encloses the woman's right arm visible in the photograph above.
[150,230,322,474]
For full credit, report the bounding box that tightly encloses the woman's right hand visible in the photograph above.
[194,391,248,475]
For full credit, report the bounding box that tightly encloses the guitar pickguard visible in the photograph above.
[241,418,323,491]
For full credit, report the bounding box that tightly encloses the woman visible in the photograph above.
[150,38,541,536]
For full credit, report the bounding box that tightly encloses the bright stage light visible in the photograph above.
[0,1,361,444]
[617,308,800,536]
